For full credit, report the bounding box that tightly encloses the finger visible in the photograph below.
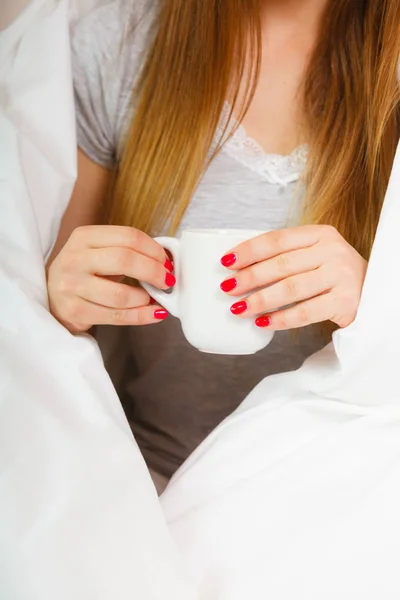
[222,225,338,269]
[230,268,331,317]
[65,298,169,328]
[254,293,332,331]
[74,275,150,309]
[69,225,167,264]
[84,248,175,289]
[221,245,326,296]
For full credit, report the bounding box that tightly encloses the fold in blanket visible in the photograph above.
[0,2,196,599]
[1,1,399,599]
[162,146,400,599]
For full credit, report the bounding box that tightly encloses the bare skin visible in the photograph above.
[48,0,366,333]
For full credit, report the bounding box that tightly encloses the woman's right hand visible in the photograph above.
[47,225,175,332]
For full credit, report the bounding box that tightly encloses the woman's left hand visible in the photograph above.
[220,225,368,330]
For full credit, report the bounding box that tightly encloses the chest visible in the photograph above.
[178,150,305,234]
[238,35,312,156]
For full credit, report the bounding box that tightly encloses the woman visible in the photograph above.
[47,0,400,492]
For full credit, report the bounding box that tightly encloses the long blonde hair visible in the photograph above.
[110,0,400,266]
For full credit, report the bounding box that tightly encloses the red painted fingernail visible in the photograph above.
[154,309,169,320]
[165,273,176,287]
[221,253,237,268]
[164,259,174,273]
[255,315,271,328]
[150,297,157,305]
[220,278,237,293]
[230,300,248,316]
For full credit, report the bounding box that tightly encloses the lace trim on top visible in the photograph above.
[216,103,308,186]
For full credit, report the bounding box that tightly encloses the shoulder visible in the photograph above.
[71,0,157,64]
[71,0,158,165]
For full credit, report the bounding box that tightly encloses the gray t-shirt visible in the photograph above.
[72,0,326,478]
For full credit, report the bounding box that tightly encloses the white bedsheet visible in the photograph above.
[162,144,400,599]
[1,1,399,599]
[0,2,196,599]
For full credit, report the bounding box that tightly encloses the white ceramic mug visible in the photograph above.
[141,229,275,355]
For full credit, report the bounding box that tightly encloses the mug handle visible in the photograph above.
[140,236,181,318]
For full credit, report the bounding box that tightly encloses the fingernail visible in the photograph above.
[220,278,237,293]
[255,315,271,328]
[154,309,169,320]
[230,300,248,316]
[164,259,174,273]
[165,273,176,287]
[150,297,157,305]
[221,253,237,268]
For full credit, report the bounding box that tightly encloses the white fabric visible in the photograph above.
[219,103,308,185]
[162,144,400,597]
[0,2,196,599]
[1,0,400,599]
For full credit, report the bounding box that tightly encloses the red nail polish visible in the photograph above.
[255,315,271,328]
[154,309,169,320]
[221,253,237,268]
[150,297,157,305]
[230,301,248,315]
[164,259,174,273]
[165,273,176,287]
[220,278,237,293]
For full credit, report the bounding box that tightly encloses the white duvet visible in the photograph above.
[0,2,196,599]
[1,1,399,599]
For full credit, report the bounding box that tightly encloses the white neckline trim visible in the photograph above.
[216,103,308,186]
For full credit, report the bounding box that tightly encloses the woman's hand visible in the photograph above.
[220,225,368,330]
[47,225,175,332]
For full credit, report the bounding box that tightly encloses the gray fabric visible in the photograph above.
[72,0,326,478]
[149,469,169,496]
